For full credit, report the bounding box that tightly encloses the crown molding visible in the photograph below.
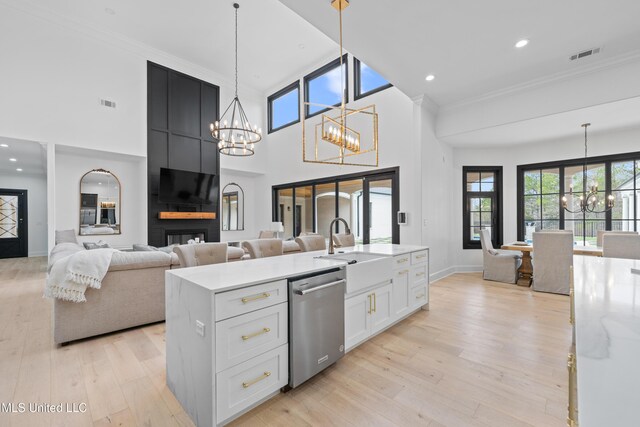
[0,0,263,98]
[411,94,439,115]
[440,49,640,113]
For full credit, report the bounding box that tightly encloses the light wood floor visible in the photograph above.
[0,257,571,427]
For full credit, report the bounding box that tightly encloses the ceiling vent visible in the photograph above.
[569,47,601,61]
[100,99,116,108]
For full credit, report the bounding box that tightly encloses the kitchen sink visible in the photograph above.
[319,251,393,294]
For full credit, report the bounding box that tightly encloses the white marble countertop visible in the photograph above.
[167,244,428,293]
[572,256,640,427]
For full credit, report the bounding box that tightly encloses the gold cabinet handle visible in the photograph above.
[397,257,409,264]
[398,269,409,275]
[241,292,270,304]
[567,352,578,425]
[416,293,425,299]
[242,371,271,389]
[416,254,427,259]
[415,271,426,277]
[373,292,377,313]
[367,294,372,314]
[242,327,271,341]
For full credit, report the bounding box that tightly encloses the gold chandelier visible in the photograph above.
[210,3,262,157]
[302,0,379,166]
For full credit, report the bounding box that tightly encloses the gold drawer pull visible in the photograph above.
[373,292,377,313]
[242,327,271,341]
[416,254,427,259]
[368,294,372,314]
[415,271,426,277]
[241,292,270,304]
[397,257,409,263]
[243,371,271,389]
[416,293,425,299]
[398,269,409,275]
[567,353,576,370]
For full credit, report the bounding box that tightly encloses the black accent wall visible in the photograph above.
[147,62,220,247]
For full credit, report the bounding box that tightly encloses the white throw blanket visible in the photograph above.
[45,248,116,303]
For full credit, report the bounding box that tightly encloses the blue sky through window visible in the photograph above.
[359,62,389,95]
[271,87,299,130]
[307,64,346,115]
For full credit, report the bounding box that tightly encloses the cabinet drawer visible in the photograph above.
[215,280,287,321]
[393,255,411,269]
[411,284,428,308]
[411,250,428,265]
[216,302,288,372]
[216,344,288,423]
[411,265,428,285]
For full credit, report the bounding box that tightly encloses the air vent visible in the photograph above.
[569,47,601,61]
[100,99,116,108]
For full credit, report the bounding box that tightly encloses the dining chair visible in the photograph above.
[295,235,327,252]
[596,230,639,247]
[479,229,521,284]
[173,243,228,267]
[602,234,640,260]
[242,239,283,259]
[532,231,573,295]
[332,233,355,248]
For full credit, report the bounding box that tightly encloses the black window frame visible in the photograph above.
[267,80,300,134]
[354,57,393,100]
[462,166,503,250]
[517,150,640,244]
[303,54,349,119]
[272,166,400,244]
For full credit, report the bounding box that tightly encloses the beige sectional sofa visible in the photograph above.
[49,243,180,344]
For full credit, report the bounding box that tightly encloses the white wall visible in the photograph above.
[451,125,640,270]
[0,172,48,257]
[54,147,146,249]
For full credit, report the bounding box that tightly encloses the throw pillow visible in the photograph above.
[83,240,112,250]
[132,244,158,252]
[55,229,78,245]
[157,244,178,254]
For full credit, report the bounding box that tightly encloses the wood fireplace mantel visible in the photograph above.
[158,212,216,220]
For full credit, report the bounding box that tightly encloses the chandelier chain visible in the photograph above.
[235,3,238,98]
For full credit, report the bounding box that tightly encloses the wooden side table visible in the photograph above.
[501,243,534,286]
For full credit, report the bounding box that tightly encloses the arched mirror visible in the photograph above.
[221,182,244,231]
[79,169,121,235]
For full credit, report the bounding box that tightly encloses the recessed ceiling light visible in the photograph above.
[298,44,305,50]
[98,182,102,185]
[104,7,116,15]
[0,144,8,148]
[515,39,529,48]
[16,168,22,172]
[425,74,435,82]
[9,158,17,162]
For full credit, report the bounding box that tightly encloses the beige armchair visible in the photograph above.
[295,235,326,252]
[332,233,355,248]
[479,229,521,284]
[173,243,228,267]
[242,239,283,259]
[532,231,573,295]
[602,234,640,260]
[597,230,639,247]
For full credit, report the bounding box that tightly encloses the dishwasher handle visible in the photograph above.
[293,279,346,295]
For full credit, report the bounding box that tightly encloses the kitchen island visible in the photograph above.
[165,244,429,427]
[571,256,640,427]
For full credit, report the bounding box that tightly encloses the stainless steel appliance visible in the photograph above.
[287,268,346,389]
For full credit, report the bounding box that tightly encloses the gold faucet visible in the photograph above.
[328,217,351,255]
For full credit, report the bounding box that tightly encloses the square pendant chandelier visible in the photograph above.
[302,0,379,167]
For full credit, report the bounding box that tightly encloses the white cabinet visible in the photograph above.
[393,268,411,318]
[345,281,393,351]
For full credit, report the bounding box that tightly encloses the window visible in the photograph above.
[517,152,640,245]
[354,58,392,100]
[273,167,399,244]
[463,167,503,249]
[267,81,299,133]
[304,54,348,118]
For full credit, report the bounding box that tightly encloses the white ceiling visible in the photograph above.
[14,0,338,93]
[0,137,46,175]
[278,0,640,106]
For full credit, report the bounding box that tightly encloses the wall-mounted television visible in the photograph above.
[158,168,216,205]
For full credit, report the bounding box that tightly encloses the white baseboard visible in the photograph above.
[453,265,483,273]
[28,251,48,257]
[430,265,483,284]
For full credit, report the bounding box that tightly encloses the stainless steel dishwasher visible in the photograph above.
[287,267,346,389]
